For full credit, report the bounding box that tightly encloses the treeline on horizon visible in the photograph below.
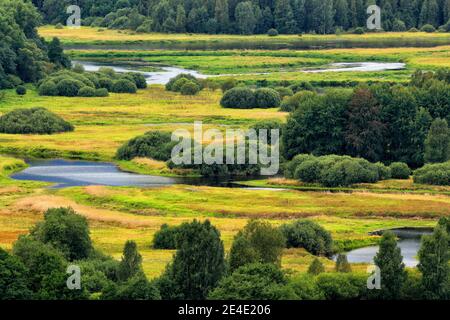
[34,0,450,34]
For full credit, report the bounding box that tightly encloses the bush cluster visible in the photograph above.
[221,87,281,109]
[285,154,390,187]
[152,224,180,249]
[166,74,202,95]
[389,162,411,179]
[38,69,147,97]
[116,131,177,161]
[0,108,74,135]
[280,220,333,256]
[413,161,450,185]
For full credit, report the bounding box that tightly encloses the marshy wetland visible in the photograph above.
[1,26,450,297]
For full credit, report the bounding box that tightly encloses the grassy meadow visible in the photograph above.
[0,27,449,280]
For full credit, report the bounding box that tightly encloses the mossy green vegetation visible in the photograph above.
[0,108,74,135]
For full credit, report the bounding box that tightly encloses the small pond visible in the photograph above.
[10,158,263,189]
[343,228,433,267]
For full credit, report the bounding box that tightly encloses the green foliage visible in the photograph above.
[220,87,255,109]
[0,107,74,135]
[414,161,450,185]
[229,220,285,271]
[95,88,109,97]
[316,273,366,300]
[38,81,58,96]
[280,220,333,256]
[116,131,177,161]
[335,254,351,273]
[15,85,26,95]
[111,79,137,93]
[254,88,281,108]
[373,231,407,299]
[31,207,92,261]
[421,24,436,32]
[180,81,200,95]
[47,37,70,68]
[12,236,86,299]
[152,224,180,249]
[424,118,450,163]
[158,220,225,300]
[0,248,32,299]
[287,154,387,187]
[288,274,324,300]
[389,162,411,179]
[208,263,293,300]
[308,258,325,275]
[267,28,279,36]
[274,86,293,98]
[56,79,84,97]
[166,74,201,92]
[117,241,143,282]
[103,274,161,300]
[353,27,365,34]
[78,86,96,97]
[221,78,238,92]
[418,224,450,299]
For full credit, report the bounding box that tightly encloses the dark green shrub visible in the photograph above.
[166,74,201,92]
[308,258,325,275]
[275,86,293,98]
[284,154,315,179]
[208,263,293,300]
[0,107,74,134]
[280,90,317,112]
[57,79,84,97]
[31,207,92,260]
[254,88,281,108]
[392,19,406,31]
[316,273,366,300]
[221,78,238,92]
[408,27,419,32]
[280,220,333,256]
[116,131,177,161]
[220,87,255,109]
[172,78,190,92]
[413,161,450,185]
[38,81,58,96]
[229,220,285,271]
[126,72,147,89]
[111,79,137,93]
[78,86,96,97]
[95,88,109,97]
[375,162,392,180]
[294,159,321,182]
[98,77,114,91]
[389,162,411,179]
[250,119,283,144]
[421,24,436,33]
[287,154,384,187]
[353,27,365,34]
[180,81,200,95]
[267,28,279,36]
[152,224,180,249]
[15,85,26,95]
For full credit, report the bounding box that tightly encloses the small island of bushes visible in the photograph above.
[0,108,74,135]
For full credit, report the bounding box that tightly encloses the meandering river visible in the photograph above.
[73,60,406,85]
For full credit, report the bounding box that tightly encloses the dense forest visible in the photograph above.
[0,0,68,89]
[34,0,450,34]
